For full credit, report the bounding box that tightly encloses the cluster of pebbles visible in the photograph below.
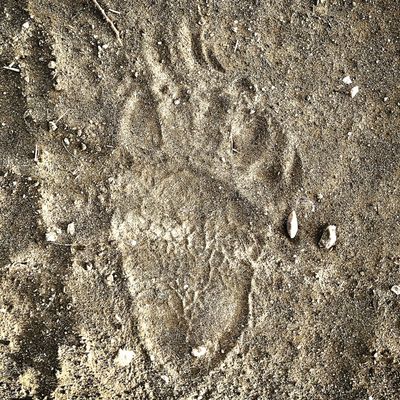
[286,210,337,250]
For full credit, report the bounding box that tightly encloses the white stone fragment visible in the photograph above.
[391,285,400,295]
[48,121,58,131]
[350,86,359,98]
[114,348,134,367]
[191,345,207,358]
[287,210,298,239]
[45,231,57,242]
[343,75,352,84]
[48,61,56,69]
[160,375,169,384]
[319,225,337,250]
[106,273,114,285]
[67,222,75,236]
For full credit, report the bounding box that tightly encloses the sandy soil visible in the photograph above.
[0,0,399,399]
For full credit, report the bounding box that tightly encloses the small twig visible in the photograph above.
[91,0,123,45]
[34,144,39,163]
[229,130,237,153]
[62,141,76,158]
[3,65,20,73]
[48,110,68,131]
[108,8,121,15]
[55,110,68,124]
[50,242,73,247]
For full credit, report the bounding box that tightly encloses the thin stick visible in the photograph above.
[3,65,20,73]
[34,144,39,163]
[55,110,69,124]
[91,0,123,45]
[229,130,237,153]
[62,141,76,158]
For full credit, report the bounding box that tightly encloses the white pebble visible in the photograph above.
[160,375,169,384]
[45,231,57,242]
[114,348,134,367]
[287,210,298,239]
[67,222,75,236]
[350,86,359,98]
[191,345,207,358]
[319,225,337,250]
[342,75,352,85]
[48,121,58,131]
[48,61,56,69]
[391,285,400,295]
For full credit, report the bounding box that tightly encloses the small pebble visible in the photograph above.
[48,61,56,69]
[287,210,298,239]
[45,231,57,242]
[114,348,134,367]
[350,86,359,98]
[343,75,352,85]
[391,285,400,295]
[48,121,58,131]
[67,222,75,236]
[160,375,169,384]
[191,345,207,358]
[319,225,337,250]
[106,273,114,285]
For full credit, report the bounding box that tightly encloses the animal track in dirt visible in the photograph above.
[112,18,305,377]
[1,0,399,397]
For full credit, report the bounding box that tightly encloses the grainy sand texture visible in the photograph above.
[0,0,399,399]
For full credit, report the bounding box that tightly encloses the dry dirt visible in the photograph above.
[0,0,399,399]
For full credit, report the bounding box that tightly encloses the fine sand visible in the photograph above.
[0,0,399,398]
